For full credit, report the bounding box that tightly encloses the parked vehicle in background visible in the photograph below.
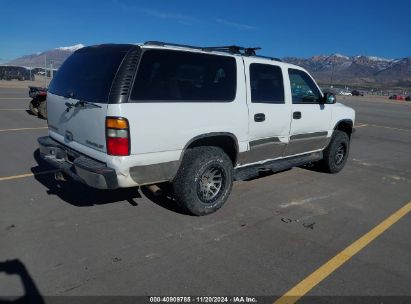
[339,91,352,96]
[28,86,47,118]
[406,96,411,101]
[389,94,406,100]
[0,66,34,81]
[351,90,364,96]
[38,42,355,216]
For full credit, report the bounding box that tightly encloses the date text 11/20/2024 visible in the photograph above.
[149,297,258,303]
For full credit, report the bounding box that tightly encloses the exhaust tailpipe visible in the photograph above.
[54,171,67,181]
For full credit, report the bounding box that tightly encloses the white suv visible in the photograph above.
[38,42,355,215]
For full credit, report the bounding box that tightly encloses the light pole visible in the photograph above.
[330,63,334,89]
[44,55,47,87]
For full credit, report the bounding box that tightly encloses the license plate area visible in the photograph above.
[65,150,77,164]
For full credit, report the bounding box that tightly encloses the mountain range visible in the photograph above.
[283,54,411,88]
[6,44,411,88]
[7,44,84,69]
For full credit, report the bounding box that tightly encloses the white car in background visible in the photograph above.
[339,91,352,96]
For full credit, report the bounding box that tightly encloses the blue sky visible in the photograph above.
[1,0,410,61]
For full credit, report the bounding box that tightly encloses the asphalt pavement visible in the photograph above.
[0,89,410,303]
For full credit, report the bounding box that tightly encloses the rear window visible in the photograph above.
[130,49,236,102]
[250,63,284,104]
[48,47,130,103]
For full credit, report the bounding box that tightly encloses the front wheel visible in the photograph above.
[319,130,350,173]
[173,146,233,216]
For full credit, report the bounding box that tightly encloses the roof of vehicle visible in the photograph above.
[76,42,307,71]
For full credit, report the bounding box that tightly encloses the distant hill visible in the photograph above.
[283,54,411,88]
[7,45,411,88]
[7,44,84,68]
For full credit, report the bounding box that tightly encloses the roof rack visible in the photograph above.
[143,41,281,61]
[144,41,244,54]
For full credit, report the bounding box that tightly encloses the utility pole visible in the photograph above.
[50,61,54,80]
[44,55,47,87]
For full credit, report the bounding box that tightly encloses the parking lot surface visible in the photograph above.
[0,88,410,302]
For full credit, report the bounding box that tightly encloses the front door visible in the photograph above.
[285,68,332,156]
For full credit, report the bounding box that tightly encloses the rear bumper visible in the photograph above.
[38,136,118,189]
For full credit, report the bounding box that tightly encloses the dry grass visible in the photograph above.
[339,95,410,104]
[0,76,49,89]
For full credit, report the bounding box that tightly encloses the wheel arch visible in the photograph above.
[181,132,239,165]
[334,119,354,138]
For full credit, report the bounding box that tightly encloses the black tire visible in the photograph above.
[38,101,47,119]
[29,99,39,116]
[173,146,233,216]
[319,130,350,173]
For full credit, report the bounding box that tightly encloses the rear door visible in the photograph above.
[285,68,332,156]
[242,58,291,164]
[47,45,131,158]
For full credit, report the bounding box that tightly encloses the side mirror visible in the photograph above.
[323,92,336,104]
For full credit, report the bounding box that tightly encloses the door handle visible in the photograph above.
[293,111,302,119]
[254,113,265,122]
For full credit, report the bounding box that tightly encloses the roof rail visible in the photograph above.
[143,41,281,61]
[253,55,282,62]
[144,41,243,54]
[144,41,204,51]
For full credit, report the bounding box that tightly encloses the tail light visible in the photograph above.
[106,117,130,156]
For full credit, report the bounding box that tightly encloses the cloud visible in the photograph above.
[139,8,195,25]
[112,0,195,25]
[216,18,256,30]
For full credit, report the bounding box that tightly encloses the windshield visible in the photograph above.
[48,46,130,103]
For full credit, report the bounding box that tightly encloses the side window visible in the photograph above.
[288,69,322,104]
[250,63,284,104]
[130,50,236,102]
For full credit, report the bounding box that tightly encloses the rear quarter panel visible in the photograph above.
[107,56,249,162]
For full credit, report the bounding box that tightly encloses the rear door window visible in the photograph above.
[250,63,284,103]
[130,49,236,102]
[48,46,131,103]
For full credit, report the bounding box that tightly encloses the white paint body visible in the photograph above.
[46,45,355,187]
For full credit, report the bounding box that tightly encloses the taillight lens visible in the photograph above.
[106,117,130,156]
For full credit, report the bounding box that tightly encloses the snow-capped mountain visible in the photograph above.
[7,44,84,68]
[55,44,85,52]
[283,54,411,87]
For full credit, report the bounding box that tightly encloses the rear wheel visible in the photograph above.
[319,130,350,173]
[29,99,39,116]
[173,146,233,216]
[38,101,47,119]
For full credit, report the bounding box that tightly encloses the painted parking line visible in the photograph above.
[274,201,411,304]
[0,170,57,182]
[355,123,411,132]
[0,108,27,111]
[0,127,47,132]
[0,97,29,99]
[365,123,411,133]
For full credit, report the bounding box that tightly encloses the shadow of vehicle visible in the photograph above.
[140,184,191,215]
[299,162,328,173]
[32,149,141,207]
[31,149,187,214]
[0,259,44,304]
